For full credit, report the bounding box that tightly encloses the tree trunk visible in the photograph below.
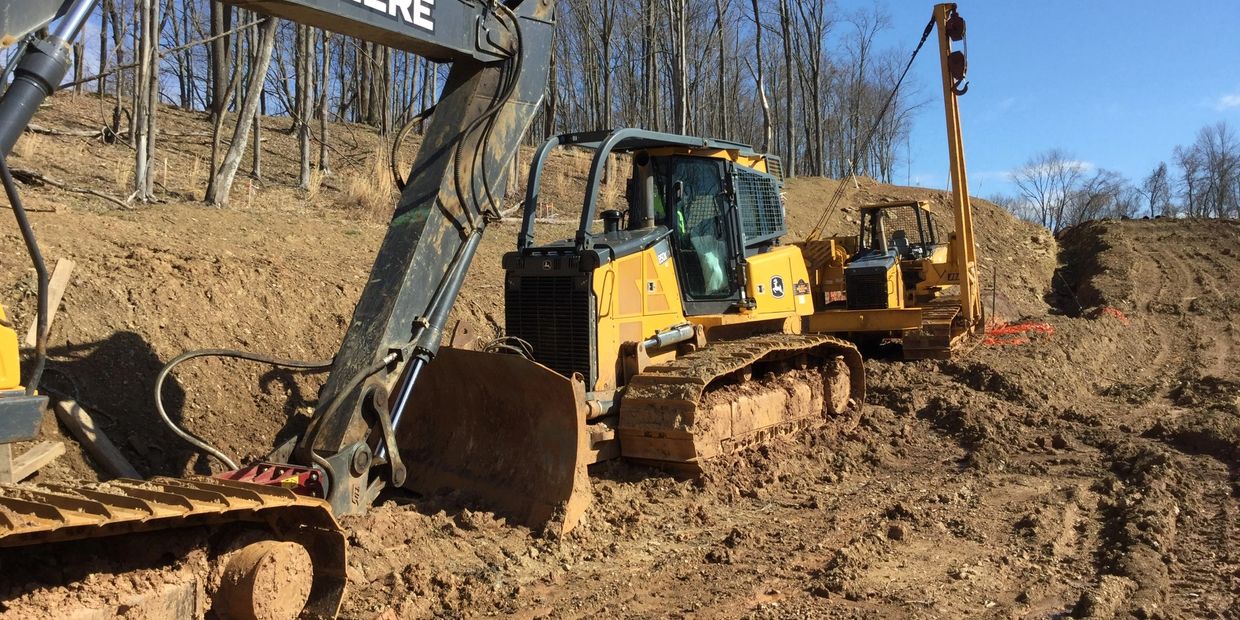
[750,0,772,152]
[543,45,557,139]
[643,0,657,132]
[318,30,332,175]
[778,0,796,176]
[131,0,158,203]
[98,1,110,99]
[209,2,233,120]
[714,0,728,137]
[248,23,263,180]
[205,17,278,208]
[667,0,688,134]
[296,24,313,188]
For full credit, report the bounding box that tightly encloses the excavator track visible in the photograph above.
[0,476,346,618]
[617,333,866,470]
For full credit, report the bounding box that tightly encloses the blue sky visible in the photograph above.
[850,1,1240,196]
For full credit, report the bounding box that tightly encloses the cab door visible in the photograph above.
[655,156,743,315]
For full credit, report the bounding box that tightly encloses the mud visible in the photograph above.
[0,98,1237,618]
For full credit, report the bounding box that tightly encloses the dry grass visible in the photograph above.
[339,145,395,221]
[305,167,326,203]
[111,157,134,195]
[17,97,611,221]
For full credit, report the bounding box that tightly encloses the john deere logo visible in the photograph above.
[349,0,436,32]
[770,275,785,298]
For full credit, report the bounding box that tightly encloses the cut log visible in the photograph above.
[53,400,141,479]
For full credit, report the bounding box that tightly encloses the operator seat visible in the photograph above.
[891,229,911,258]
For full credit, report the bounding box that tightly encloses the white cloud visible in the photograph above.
[1217,93,1240,110]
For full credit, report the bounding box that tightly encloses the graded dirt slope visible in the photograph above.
[1,96,1236,618]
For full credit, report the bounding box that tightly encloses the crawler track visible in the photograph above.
[617,333,865,470]
[0,477,346,618]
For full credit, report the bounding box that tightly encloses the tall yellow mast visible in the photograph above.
[934,3,983,333]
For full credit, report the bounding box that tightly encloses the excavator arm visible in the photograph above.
[1,0,554,511]
[212,0,558,515]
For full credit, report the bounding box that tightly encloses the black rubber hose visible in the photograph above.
[154,348,333,470]
[0,155,48,396]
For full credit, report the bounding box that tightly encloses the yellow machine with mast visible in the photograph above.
[800,2,984,358]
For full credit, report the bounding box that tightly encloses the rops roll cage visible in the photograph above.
[517,128,760,252]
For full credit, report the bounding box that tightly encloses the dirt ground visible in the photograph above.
[1,97,1236,618]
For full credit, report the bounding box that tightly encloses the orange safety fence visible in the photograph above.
[983,321,1055,346]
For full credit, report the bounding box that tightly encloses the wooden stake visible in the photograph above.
[24,258,75,348]
[0,441,65,483]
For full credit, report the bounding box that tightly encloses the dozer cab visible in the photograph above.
[401,129,865,535]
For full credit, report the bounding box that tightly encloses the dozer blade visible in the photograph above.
[397,347,592,536]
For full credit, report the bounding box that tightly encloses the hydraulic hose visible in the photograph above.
[154,348,333,470]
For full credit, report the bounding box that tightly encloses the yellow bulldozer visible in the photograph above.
[402,130,867,534]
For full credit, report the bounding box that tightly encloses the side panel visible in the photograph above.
[222,0,509,61]
[593,240,685,391]
[914,245,953,293]
[743,246,814,318]
[806,308,924,333]
[0,305,19,391]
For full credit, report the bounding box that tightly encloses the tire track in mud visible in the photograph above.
[1166,462,1237,619]
[1056,221,1240,619]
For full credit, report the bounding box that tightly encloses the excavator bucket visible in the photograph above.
[396,347,592,536]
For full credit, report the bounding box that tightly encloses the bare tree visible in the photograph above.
[318,30,332,175]
[1173,144,1203,217]
[1010,149,1089,233]
[667,0,688,134]
[1195,121,1239,218]
[1141,162,1172,218]
[131,0,159,202]
[1065,168,1126,226]
[208,1,234,120]
[748,0,772,151]
[294,24,314,188]
[205,17,278,207]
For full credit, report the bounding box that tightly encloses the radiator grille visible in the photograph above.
[505,274,595,382]
[765,156,785,182]
[845,270,891,309]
